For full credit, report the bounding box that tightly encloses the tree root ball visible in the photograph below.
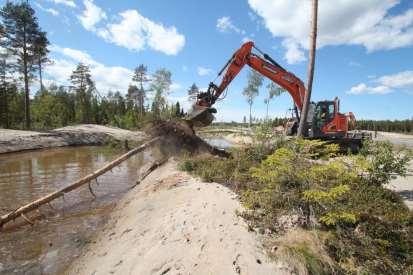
[147,120,230,158]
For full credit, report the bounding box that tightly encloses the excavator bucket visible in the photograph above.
[185,105,216,127]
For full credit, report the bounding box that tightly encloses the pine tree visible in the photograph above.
[70,63,96,123]
[0,35,13,128]
[187,83,199,101]
[175,101,181,117]
[132,64,149,116]
[1,2,47,129]
[33,31,49,92]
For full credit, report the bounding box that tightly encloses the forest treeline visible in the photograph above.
[1,61,186,130]
[0,2,188,130]
[1,2,411,133]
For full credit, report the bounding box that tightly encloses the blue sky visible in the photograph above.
[3,0,413,121]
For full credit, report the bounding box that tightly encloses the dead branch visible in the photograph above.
[132,158,168,188]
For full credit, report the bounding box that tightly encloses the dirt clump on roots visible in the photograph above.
[147,120,230,158]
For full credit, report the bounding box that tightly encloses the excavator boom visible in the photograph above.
[186,41,366,151]
[187,41,306,126]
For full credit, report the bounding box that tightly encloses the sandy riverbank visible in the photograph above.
[0,124,147,154]
[66,159,287,275]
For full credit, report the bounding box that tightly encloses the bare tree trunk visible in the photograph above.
[23,32,31,130]
[38,57,43,92]
[249,102,252,127]
[297,0,318,137]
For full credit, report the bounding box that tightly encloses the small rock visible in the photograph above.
[256,259,262,264]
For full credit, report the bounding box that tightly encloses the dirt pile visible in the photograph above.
[147,120,230,158]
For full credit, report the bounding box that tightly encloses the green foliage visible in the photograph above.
[180,138,413,273]
[360,140,413,186]
[1,1,49,129]
[357,119,413,133]
[179,148,258,189]
[318,211,357,226]
[303,184,350,204]
[250,121,285,159]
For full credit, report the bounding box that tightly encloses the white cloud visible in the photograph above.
[282,39,306,64]
[35,2,59,16]
[248,0,413,64]
[216,16,246,35]
[197,66,213,76]
[170,83,182,92]
[78,0,107,31]
[347,83,392,95]
[51,45,98,65]
[49,0,76,8]
[45,46,133,94]
[97,10,145,51]
[347,70,413,95]
[84,8,185,55]
[377,71,413,88]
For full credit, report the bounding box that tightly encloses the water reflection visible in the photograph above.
[0,146,155,274]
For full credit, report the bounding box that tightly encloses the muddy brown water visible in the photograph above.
[0,146,158,274]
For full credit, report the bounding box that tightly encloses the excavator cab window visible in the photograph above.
[312,101,335,137]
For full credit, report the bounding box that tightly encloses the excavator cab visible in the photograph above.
[310,99,348,139]
[311,101,334,137]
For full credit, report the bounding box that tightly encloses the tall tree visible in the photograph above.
[70,63,95,123]
[175,101,181,117]
[127,84,139,110]
[297,0,318,137]
[264,82,285,119]
[33,31,49,92]
[0,25,12,128]
[132,64,149,116]
[243,70,263,127]
[1,2,46,129]
[187,83,199,101]
[150,68,171,119]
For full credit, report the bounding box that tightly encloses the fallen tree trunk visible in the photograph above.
[0,137,159,228]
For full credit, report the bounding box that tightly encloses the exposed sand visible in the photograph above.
[374,131,413,147]
[66,160,284,275]
[0,124,147,154]
[388,160,413,210]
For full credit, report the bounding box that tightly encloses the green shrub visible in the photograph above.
[180,137,413,274]
[360,140,412,186]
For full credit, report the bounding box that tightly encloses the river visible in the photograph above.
[0,146,156,274]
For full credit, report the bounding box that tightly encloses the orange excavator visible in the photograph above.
[187,41,369,148]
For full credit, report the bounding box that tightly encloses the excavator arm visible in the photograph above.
[189,41,306,126]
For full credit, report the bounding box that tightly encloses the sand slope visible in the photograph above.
[0,124,146,154]
[67,160,282,275]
